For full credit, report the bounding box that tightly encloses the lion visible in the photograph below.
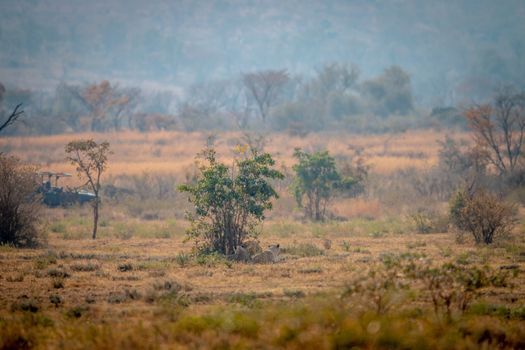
[243,240,262,256]
[252,244,280,264]
[232,245,251,263]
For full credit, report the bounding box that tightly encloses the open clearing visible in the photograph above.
[2,224,525,348]
[1,130,525,349]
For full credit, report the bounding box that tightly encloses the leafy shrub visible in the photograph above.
[179,147,283,255]
[410,209,449,234]
[291,149,341,221]
[0,154,43,247]
[291,148,366,220]
[449,188,516,244]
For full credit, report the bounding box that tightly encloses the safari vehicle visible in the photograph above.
[37,171,95,207]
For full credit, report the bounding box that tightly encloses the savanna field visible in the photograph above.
[1,130,525,349]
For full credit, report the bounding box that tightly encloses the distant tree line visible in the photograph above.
[0,62,465,136]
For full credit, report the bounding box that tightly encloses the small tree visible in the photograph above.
[0,154,42,247]
[68,81,139,132]
[449,188,516,244]
[464,87,525,176]
[361,65,413,117]
[65,139,110,239]
[178,147,283,255]
[243,70,289,123]
[291,149,341,221]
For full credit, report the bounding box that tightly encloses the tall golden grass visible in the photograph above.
[0,130,469,178]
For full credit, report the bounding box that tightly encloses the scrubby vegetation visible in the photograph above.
[1,239,524,349]
[2,1,525,347]
[65,139,111,239]
[1,88,525,350]
[450,188,517,244]
[291,149,342,221]
[0,154,43,247]
[179,146,283,254]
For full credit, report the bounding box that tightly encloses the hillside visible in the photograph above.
[1,0,524,105]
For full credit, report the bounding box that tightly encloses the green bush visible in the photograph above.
[291,149,340,221]
[179,147,283,255]
[291,148,365,221]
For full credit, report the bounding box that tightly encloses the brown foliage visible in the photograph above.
[464,88,525,175]
[0,154,42,247]
[449,188,516,244]
[74,81,139,131]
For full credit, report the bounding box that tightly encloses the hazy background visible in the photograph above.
[1,0,524,134]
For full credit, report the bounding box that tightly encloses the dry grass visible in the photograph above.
[3,129,524,349]
[0,228,522,307]
[1,227,524,348]
[331,198,383,219]
[0,130,468,180]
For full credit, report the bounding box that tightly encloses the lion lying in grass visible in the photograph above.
[232,243,280,264]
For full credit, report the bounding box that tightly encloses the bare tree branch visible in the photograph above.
[242,70,289,122]
[0,104,24,133]
[465,87,525,175]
